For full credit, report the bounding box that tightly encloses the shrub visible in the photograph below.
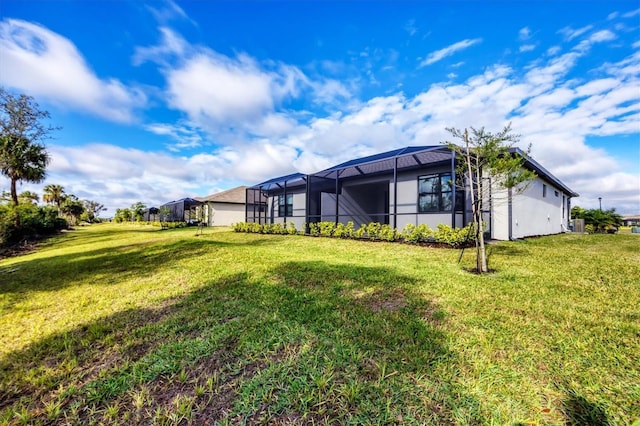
[378,224,397,242]
[287,221,298,235]
[334,221,355,238]
[0,204,68,248]
[400,223,434,243]
[354,224,367,239]
[365,222,382,240]
[434,223,473,247]
[318,221,336,237]
[585,224,595,234]
[229,220,473,248]
[308,222,320,236]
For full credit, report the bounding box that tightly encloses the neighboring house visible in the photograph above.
[143,207,159,222]
[246,146,579,241]
[195,186,247,226]
[622,215,640,226]
[160,198,204,223]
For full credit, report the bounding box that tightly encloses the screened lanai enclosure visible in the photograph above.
[160,198,205,223]
[245,146,483,233]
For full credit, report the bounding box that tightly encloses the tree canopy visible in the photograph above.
[445,124,536,273]
[0,88,56,205]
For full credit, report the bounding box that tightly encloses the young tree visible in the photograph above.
[60,195,85,226]
[82,200,106,222]
[158,205,171,229]
[445,124,536,273]
[43,184,67,210]
[0,88,56,206]
[130,201,147,222]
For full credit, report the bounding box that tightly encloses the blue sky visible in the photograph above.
[1,0,639,214]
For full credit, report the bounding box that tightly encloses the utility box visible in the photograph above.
[572,219,585,233]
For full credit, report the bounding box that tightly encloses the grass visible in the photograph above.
[0,223,638,425]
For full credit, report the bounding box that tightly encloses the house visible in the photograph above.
[195,186,247,226]
[246,146,579,240]
[159,198,204,223]
[622,215,640,226]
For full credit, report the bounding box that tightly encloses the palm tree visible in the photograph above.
[43,184,66,210]
[18,190,39,204]
[0,135,50,205]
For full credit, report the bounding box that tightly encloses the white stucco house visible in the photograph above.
[245,146,578,241]
[196,186,247,226]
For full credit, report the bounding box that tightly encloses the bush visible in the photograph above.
[378,224,397,242]
[0,204,68,248]
[434,223,473,247]
[400,223,434,243]
[287,221,298,235]
[334,221,355,238]
[230,220,475,248]
[585,224,595,234]
[318,221,336,237]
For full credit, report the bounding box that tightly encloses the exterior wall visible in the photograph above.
[392,167,461,230]
[510,177,569,239]
[206,202,245,226]
[490,185,510,241]
[266,190,306,230]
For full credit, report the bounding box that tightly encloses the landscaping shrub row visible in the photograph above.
[232,220,476,247]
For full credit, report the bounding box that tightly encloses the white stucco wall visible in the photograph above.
[207,202,245,226]
[509,177,570,239]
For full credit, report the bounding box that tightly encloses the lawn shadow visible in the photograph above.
[562,387,610,426]
[1,260,480,424]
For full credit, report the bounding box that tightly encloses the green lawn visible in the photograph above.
[1,224,638,425]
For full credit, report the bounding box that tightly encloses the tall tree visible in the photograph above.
[446,124,536,273]
[0,88,57,205]
[43,184,67,210]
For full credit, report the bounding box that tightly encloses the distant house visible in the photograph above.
[196,186,247,226]
[143,207,159,222]
[246,146,579,241]
[160,198,204,223]
[622,215,640,226]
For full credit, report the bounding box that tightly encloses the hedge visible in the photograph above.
[232,220,476,248]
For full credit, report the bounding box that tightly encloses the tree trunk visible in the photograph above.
[464,130,481,273]
[10,177,18,206]
[475,153,488,273]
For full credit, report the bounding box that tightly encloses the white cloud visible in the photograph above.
[519,27,531,40]
[0,19,146,123]
[519,44,536,53]
[135,28,349,140]
[558,25,593,41]
[420,38,482,67]
[5,15,637,215]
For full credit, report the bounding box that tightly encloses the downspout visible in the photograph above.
[451,149,456,228]
[393,156,398,229]
[508,187,513,240]
[335,170,340,225]
[283,180,288,224]
[245,187,249,222]
[305,175,310,234]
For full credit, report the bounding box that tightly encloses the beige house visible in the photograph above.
[196,186,247,226]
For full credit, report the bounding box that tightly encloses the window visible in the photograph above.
[278,193,293,216]
[554,190,559,197]
[418,173,453,212]
[543,184,547,198]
